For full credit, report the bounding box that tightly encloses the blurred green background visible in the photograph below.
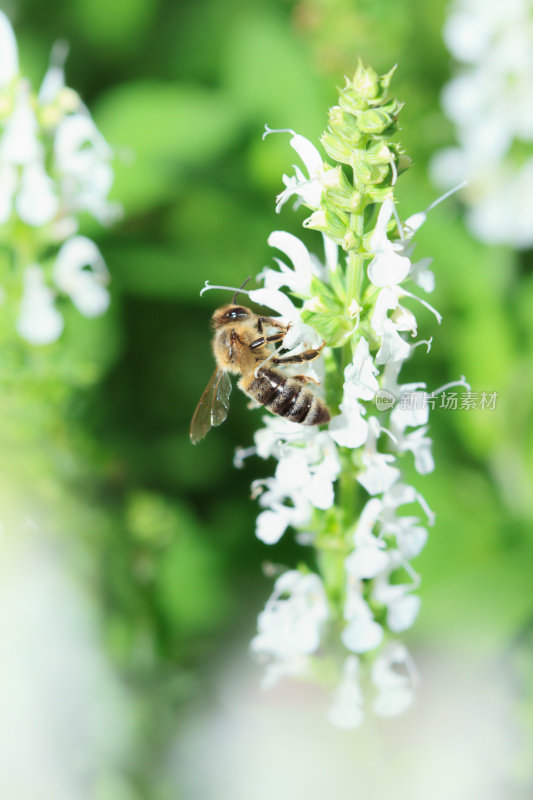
[1,0,533,797]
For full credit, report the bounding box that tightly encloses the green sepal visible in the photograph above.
[301,276,353,347]
[303,207,349,240]
[320,129,356,165]
[356,108,395,135]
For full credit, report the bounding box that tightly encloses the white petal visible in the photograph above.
[53,236,109,317]
[370,198,395,251]
[17,266,63,345]
[344,337,379,401]
[346,546,390,579]
[395,522,428,560]
[390,395,429,430]
[368,244,411,288]
[267,230,315,295]
[2,88,41,165]
[357,455,400,495]
[248,287,297,319]
[371,287,398,336]
[255,509,290,545]
[55,114,111,171]
[15,163,58,226]
[289,133,323,176]
[327,657,364,730]
[387,593,421,632]
[38,40,69,105]
[322,234,338,272]
[375,320,411,365]
[0,12,18,87]
[410,257,435,293]
[329,403,368,449]
[342,616,383,653]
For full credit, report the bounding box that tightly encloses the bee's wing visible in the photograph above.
[189,368,232,444]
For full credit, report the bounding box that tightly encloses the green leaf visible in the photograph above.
[71,0,158,53]
[221,8,327,134]
[94,82,244,214]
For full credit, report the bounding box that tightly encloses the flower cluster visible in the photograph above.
[234,63,465,727]
[431,0,533,247]
[0,12,117,345]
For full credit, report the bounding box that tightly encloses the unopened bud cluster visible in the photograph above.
[304,62,408,252]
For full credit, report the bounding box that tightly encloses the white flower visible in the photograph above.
[54,113,116,224]
[371,289,413,366]
[329,400,368,449]
[344,498,390,579]
[53,236,110,317]
[254,432,341,544]
[367,199,411,287]
[357,418,400,495]
[17,265,63,345]
[38,40,69,106]
[258,230,320,297]
[372,562,421,634]
[342,578,383,653]
[253,414,318,460]
[371,642,417,717]
[327,656,365,729]
[329,337,379,448]
[0,12,18,88]
[1,85,41,166]
[263,126,325,213]
[0,15,117,343]
[344,337,380,402]
[433,0,533,247]
[15,162,58,227]
[251,570,329,687]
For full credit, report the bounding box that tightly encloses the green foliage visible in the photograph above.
[95,83,244,215]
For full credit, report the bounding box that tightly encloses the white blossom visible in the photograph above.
[17,266,64,345]
[253,431,340,544]
[432,0,533,247]
[0,11,18,88]
[263,126,325,213]
[327,656,365,729]
[342,577,383,653]
[250,570,329,688]
[0,12,117,344]
[368,199,411,287]
[54,236,110,317]
[371,642,418,717]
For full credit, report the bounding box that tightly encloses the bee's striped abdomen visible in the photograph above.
[244,367,330,426]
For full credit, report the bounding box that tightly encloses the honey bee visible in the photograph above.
[190,303,331,444]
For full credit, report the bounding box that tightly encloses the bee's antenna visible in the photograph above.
[232,276,252,303]
[199,280,252,298]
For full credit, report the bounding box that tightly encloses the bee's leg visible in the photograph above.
[291,374,321,385]
[257,317,288,334]
[271,341,326,364]
[249,331,285,351]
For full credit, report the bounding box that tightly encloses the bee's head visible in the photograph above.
[212,304,252,328]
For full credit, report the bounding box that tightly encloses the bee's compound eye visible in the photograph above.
[225,306,248,320]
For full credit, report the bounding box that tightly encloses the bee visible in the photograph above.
[190,301,331,444]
